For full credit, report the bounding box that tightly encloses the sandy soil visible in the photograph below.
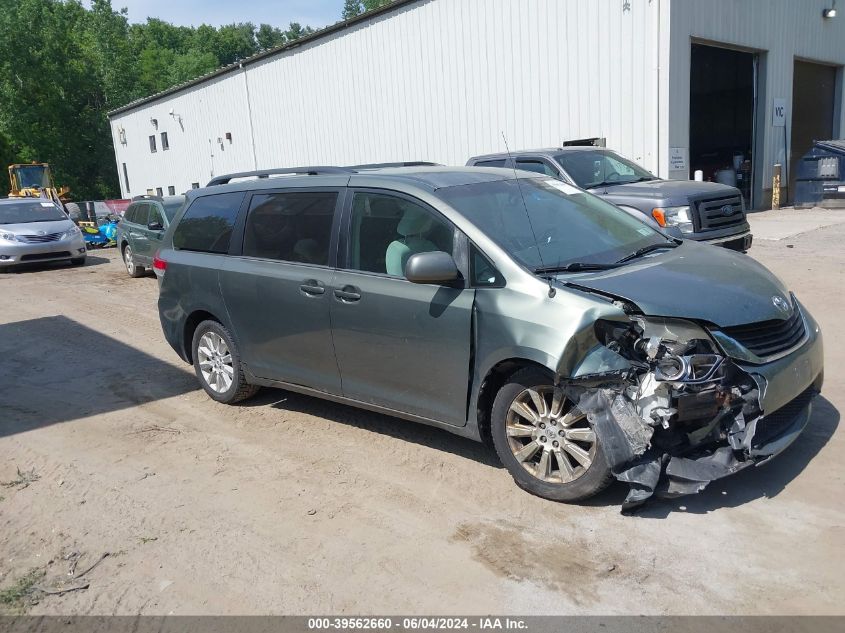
[0,217,843,615]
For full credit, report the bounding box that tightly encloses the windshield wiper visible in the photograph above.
[615,241,678,264]
[534,262,621,274]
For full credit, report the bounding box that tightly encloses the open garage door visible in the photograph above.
[790,60,838,203]
[689,43,757,207]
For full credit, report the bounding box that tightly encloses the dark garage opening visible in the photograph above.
[690,43,757,207]
[790,60,838,203]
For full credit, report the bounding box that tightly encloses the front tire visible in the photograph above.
[122,244,144,278]
[191,320,258,404]
[491,367,613,502]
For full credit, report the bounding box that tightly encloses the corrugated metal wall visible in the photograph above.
[110,71,254,196]
[667,0,845,205]
[110,0,662,197]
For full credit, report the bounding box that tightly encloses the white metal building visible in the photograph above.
[108,0,845,209]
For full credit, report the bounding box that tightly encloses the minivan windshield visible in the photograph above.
[0,201,67,224]
[554,150,656,189]
[437,178,671,272]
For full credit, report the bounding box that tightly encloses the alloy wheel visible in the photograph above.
[197,332,234,393]
[505,386,597,483]
[123,246,135,274]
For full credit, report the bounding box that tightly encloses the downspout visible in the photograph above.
[241,63,259,171]
[656,0,662,178]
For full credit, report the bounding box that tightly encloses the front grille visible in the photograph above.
[19,232,63,243]
[720,301,806,359]
[752,385,817,448]
[20,251,71,261]
[695,194,745,231]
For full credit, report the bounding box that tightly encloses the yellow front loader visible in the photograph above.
[8,162,70,208]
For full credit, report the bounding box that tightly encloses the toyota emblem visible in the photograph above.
[772,296,790,313]
[38,230,46,235]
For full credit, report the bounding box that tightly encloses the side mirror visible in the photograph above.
[404,251,460,284]
[147,221,163,231]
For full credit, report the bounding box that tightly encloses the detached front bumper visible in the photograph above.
[0,235,87,266]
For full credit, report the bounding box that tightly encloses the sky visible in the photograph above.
[84,0,346,29]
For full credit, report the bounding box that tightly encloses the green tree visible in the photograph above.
[282,22,313,42]
[0,0,319,199]
[343,0,363,20]
[343,0,393,19]
[256,23,285,50]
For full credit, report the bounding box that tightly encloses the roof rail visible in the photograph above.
[348,161,442,169]
[207,166,352,187]
[132,194,164,202]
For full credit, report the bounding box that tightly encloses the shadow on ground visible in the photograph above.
[0,254,111,275]
[241,387,504,470]
[0,315,196,438]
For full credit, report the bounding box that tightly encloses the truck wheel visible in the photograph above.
[191,320,259,404]
[491,367,613,502]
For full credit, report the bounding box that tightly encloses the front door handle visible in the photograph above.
[300,280,326,296]
[334,285,361,303]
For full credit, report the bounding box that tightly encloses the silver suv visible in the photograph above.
[154,166,822,510]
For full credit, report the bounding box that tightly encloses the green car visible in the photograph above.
[116,195,185,277]
[153,166,823,510]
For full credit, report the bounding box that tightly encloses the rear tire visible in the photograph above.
[122,244,144,278]
[490,367,613,502]
[191,320,259,404]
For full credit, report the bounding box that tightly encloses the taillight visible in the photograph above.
[153,250,167,274]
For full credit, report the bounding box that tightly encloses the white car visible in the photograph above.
[0,198,87,271]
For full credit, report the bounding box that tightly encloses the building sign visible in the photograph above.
[772,98,787,127]
[669,147,688,171]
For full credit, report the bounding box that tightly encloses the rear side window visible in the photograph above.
[516,159,559,177]
[134,203,150,226]
[148,205,164,227]
[163,199,184,222]
[173,192,244,253]
[475,159,507,168]
[242,192,337,265]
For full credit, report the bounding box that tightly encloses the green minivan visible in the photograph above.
[117,195,185,277]
[153,166,823,510]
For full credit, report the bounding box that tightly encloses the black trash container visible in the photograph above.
[794,140,845,209]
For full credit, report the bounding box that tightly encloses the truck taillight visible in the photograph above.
[153,251,167,274]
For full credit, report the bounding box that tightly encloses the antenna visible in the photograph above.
[501,132,556,298]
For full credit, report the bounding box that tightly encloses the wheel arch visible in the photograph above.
[474,356,555,449]
[183,309,221,363]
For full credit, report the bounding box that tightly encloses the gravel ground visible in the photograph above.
[0,215,843,615]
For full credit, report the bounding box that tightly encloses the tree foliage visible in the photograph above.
[343,1,395,20]
[0,0,316,199]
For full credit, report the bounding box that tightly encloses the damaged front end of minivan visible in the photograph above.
[561,308,819,512]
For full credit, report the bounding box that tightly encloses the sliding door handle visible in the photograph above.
[300,280,326,296]
[333,286,361,303]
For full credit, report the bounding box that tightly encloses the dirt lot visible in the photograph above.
[1,212,844,615]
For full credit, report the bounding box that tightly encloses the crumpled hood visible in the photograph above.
[563,241,791,328]
[592,179,739,200]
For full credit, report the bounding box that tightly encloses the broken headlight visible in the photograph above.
[594,317,725,384]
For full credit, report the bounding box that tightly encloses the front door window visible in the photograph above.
[348,192,454,277]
